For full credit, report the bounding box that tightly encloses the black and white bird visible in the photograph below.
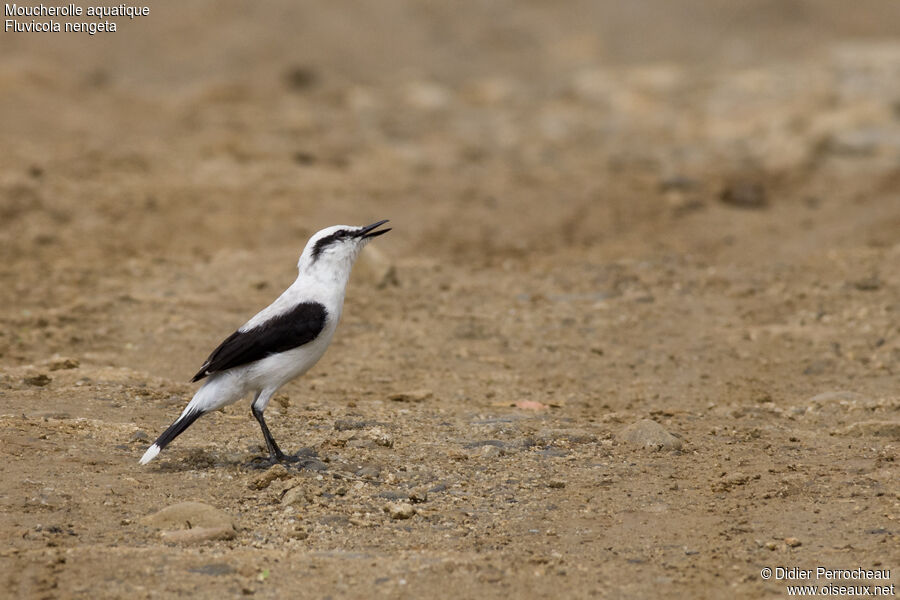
[139,219,391,465]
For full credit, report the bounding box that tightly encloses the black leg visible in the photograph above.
[251,404,289,462]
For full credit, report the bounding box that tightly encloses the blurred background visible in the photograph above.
[3,0,900,456]
[1,3,899,597]
[3,0,900,270]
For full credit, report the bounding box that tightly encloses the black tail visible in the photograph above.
[140,409,204,464]
[155,409,204,450]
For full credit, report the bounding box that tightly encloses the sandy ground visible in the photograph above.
[1,1,899,598]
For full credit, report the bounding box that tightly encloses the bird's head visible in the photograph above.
[298,219,391,276]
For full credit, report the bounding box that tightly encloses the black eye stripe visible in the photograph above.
[311,229,353,259]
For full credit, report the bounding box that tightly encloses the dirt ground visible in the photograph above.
[1,1,898,598]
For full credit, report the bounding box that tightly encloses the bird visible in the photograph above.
[139,219,391,465]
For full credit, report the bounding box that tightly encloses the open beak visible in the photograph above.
[357,219,391,239]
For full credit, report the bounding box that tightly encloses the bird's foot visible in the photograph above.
[246,447,324,471]
[275,452,302,464]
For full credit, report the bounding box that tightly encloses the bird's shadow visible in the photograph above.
[244,446,327,471]
[147,446,326,473]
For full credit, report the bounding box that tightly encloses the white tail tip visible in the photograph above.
[139,444,160,465]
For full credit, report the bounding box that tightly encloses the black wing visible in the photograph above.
[191,301,328,382]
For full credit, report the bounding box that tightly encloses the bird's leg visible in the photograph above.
[250,403,299,463]
[247,390,322,468]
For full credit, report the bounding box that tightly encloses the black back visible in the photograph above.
[191,301,328,382]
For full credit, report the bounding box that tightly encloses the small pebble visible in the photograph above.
[23,374,51,387]
[250,464,290,490]
[48,358,79,371]
[853,275,882,291]
[129,431,150,443]
[475,445,501,458]
[377,491,407,501]
[384,502,416,520]
[389,390,433,403]
[281,486,312,506]
[408,489,428,504]
[356,465,382,478]
[448,450,469,461]
[719,181,767,209]
[369,427,394,448]
[617,419,683,451]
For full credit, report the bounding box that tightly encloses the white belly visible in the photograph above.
[243,320,337,391]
